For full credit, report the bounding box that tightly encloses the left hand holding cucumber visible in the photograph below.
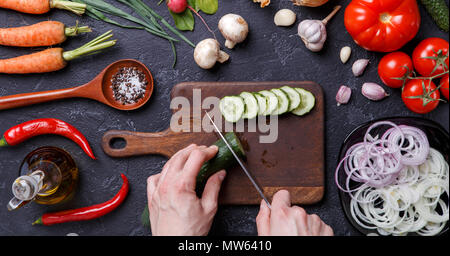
[147,144,226,236]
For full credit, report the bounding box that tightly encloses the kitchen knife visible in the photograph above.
[205,111,272,209]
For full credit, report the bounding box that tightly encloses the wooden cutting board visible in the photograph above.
[102,81,324,205]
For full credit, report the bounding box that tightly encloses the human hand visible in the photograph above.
[256,190,334,236]
[147,144,226,236]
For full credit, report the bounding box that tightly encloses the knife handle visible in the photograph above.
[101,129,204,158]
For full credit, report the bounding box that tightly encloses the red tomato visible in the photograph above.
[344,0,420,52]
[439,74,449,100]
[402,79,440,114]
[378,52,413,88]
[412,38,449,77]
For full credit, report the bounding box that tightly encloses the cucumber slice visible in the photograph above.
[270,88,290,115]
[253,92,267,116]
[291,88,315,116]
[219,96,245,122]
[280,86,301,111]
[239,92,259,119]
[258,90,278,116]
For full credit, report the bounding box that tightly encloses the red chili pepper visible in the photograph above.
[33,173,129,226]
[0,118,96,159]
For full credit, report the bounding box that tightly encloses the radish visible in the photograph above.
[167,0,217,41]
[167,0,187,14]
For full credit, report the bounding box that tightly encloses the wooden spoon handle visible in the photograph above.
[101,129,195,158]
[0,87,79,110]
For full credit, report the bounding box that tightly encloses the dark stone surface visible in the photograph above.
[0,0,448,236]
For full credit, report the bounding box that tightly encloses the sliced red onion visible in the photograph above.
[336,121,430,192]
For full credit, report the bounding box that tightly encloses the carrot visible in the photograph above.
[0,21,91,47]
[0,30,116,74]
[0,0,86,15]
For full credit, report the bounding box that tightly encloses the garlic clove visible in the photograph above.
[274,9,296,27]
[361,82,389,101]
[340,46,351,64]
[352,59,369,77]
[336,85,352,106]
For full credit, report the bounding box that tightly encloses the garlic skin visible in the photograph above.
[336,85,352,106]
[298,20,327,52]
[292,0,329,7]
[218,14,249,49]
[361,82,389,101]
[194,38,230,69]
[274,9,296,27]
[340,46,351,64]
[352,59,369,77]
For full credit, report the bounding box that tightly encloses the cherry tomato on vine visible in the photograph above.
[412,38,449,77]
[344,0,420,52]
[378,52,413,88]
[402,79,440,114]
[439,74,449,100]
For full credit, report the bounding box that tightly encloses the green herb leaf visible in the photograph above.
[170,9,195,31]
[197,0,218,15]
[188,0,199,11]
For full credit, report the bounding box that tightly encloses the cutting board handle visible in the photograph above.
[101,129,197,158]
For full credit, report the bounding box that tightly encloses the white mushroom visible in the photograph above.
[218,14,249,49]
[194,38,230,69]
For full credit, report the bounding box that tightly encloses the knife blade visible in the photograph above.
[205,111,271,209]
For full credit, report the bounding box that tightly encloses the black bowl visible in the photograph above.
[337,117,449,236]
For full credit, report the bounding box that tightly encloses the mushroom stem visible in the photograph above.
[225,40,236,49]
[218,51,230,63]
[322,5,341,26]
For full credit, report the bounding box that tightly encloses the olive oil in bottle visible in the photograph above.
[7,146,79,211]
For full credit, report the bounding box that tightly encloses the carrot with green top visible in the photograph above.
[0,30,116,74]
[0,0,86,15]
[0,21,91,47]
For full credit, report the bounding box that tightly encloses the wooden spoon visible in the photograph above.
[0,59,153,111]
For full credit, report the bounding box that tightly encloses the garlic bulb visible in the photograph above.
[274,9,296,27]
[292,0,329,7]
[194,38,229,69]
[297,5,341,52]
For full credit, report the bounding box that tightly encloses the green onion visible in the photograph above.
[62,30,116,61]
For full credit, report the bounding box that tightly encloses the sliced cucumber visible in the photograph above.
[291,88,315,116]
[219,96,245,122]
[280,86,302,111]
[270,88,290,115]
[253,92,267,116]
[258,90,278,116]
[239,92,259,119]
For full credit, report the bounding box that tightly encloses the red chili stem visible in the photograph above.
[1,118,96,160]
[187,5,217,42]
[33,174,129,226]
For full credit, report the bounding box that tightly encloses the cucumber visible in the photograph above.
[195,132,246,194]
[253,92,268,116]
[258,90,278,116]
[270,88,290,115]
[420,0,449,32]
[219,96,245,123]
[280,86,301,111]
[291,88,315,116]
[141,132,246,227]
[239,92,259,119]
